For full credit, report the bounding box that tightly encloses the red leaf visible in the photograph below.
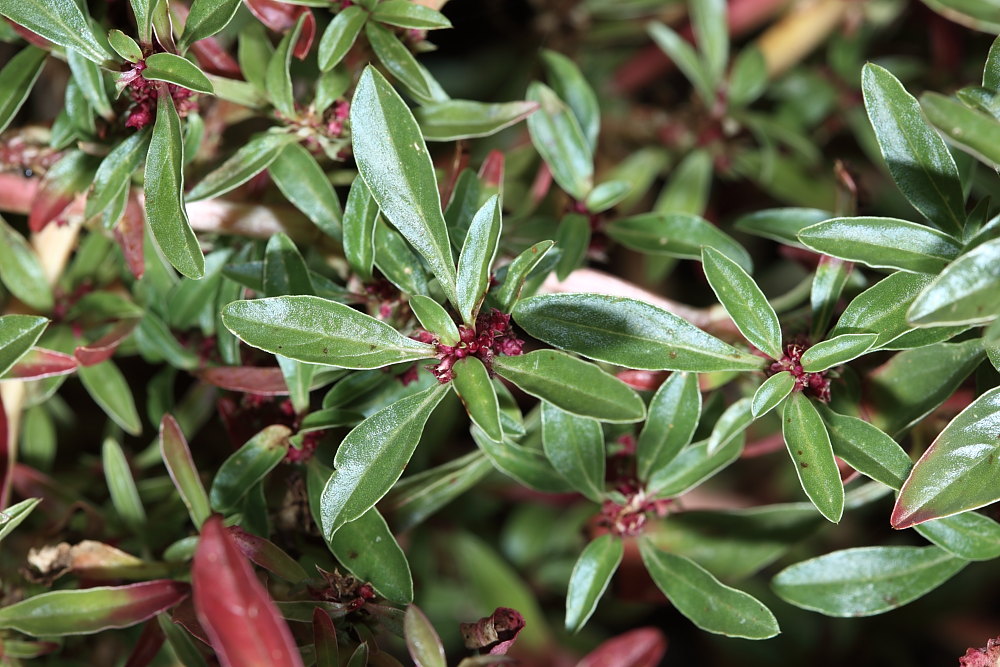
[5,348,77,380]
[615,370,668,392]
[28,182,75,233]
[115,189,145,279]
[243,0,315,58]
[193,515,304,667]
[196,367,289,395]
[226,525,307,583]
[123,618,166,667]
[171,597,211,646]
[74,320,138,366]
[4,19,52,49]
[190,38,242,78]
[312,607,339,667]
[576,627,667,667]
[102,580,191,629]
[478,150,505,189]
[960,637,1000,667]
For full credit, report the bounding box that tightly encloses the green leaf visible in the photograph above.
[585,180,630,214]
[637,371,701,482]
[832,272,939,348]
[366,22,447,105]
[493,241,554,313]
[269,142,343,240]
[321,383,449,538]
[782,392,843,523]
[733,207,831,247]
[319,5,367,71]
[702,247,782,360]
[131,0,155,44]
[142,53,214,94]
[351,66,457,304]
[648,21,714,104]
[457,195,501,324]
[264,14,305,117]
[728,46,767,108]
[565,535,622,632]
[0,216,53,311]
[862,63,965,236]
[145,89,205,279]
[800,333,877,373]
[647,434,742,497]
[374,218,431,297]
[606,212,752,273]
[79,361,143,436]
[707,397,753,457]
[818,405,912,490]
[159,414,211,528]
[210,425,291,513]
[752,371,795,418]
[67,49,112,120]
[892,386,1000,529]
[404,605,446,667]
[410,295,459,344]
[691,0,728,87]
[415,100,538,142]
[187,133,296,202]
[85,130,150,224]
[772,546,967,617]
[907,237,1000,326]
[108,29,142,62]
[526,81,593,200]
[330,508,413,603]
[494,350,645,423]
[541,49,600,151]
[810,256,852,339]
[554,213,590,281]
[371,0,451,29]
[222,296,436,368]
[471,426,574,494]
[639,540,779,639]
[0,498,41,544]
[654,150,712,216]
[102,438,146,534]
[342,176,378,281]
[384,452,492,532]
[453,357,503,443]
[985,34,1000,92]
[797,217,962,274]
[0,0,113,65]
[264,233,313,297]
[542,402,606,501]
[238,22,273,93]
[512,293,765,372]
[921,91,1000,168]
[915,511,1000,561]
[178,0,242,52]
[0,46,47,135]
[0,316,51,378]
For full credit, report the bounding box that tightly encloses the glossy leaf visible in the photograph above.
[554,213,590,281]
[907,237,1000,326]
[415,100,537,142]
[0,497,41,543]
[0,0,112,65]
[772,546,967,617]
[264,233,313,297]
[637,371,701,482]
[143,53,214,94]
[585,180,630,214]
[210,425,291,513]
[921,91,1000,168]
[405,604,446,667]
[318,5,366,71]
[384,451,493,532]
[457,195,501,324]
[752,371,795,418]
[329,507,413,603]
[565,535,622,632]
[145,87,205,279]
[367,21,447,104]
[78,361,142,435]
[542,402,605,501]
[453,357,504,443]
[606,212,752,273]
[193,515,303,667]
[86,130,150,224]
[269,142,343,240]
[782,392,843,523]
[647,21,713,104]
[222,296,436,368]
[541,49,600,151]
[228,526,307,583]
[342,176,378,281]
[0,46,47,135]
[0,581,188,636]
[915,511,1000,561]
[187,133,296,202]
[862,63,965,236]
[410,295,460,345]
[109,29,142,62]
[832,272,939,348]
[526,81,593,200]
[702,247,782,359]
[372,0,451,29]
[321,383,449,538]
[351,66,457,303]
[493,240,554,313]
[797,217,962,274]
[818,405,912,490]
[0,315,49,377]
[513,293,764,372]
[179,0,242,51]
[576,627,667,667]
[892,386,1000,528]
[810,256,852,339]
[493,350,645,423]
[639,540,780,639]
[733,207,831,247]
[264,15,304,117]
[646,435,742,497]
[800,333,877,373]
[102,438,146,534]
[160,414,211,528]
[471,426,574,494]
[0,216,53,311]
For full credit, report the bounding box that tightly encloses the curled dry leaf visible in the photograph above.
[460,607,525,656]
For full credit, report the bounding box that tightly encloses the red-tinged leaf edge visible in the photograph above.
[28,182,75,233]
[459,607,525,656]
[171,597,211,646]
[479,150,505,189]
[115,190,145,279]
[123,618,165,667]
[5,348,78,380]
[576,627,668,667]
[312,607,338,667]
[74,320,138,366]
[243,0,314,58]
[195,367,289,395]
[193,514,304,667]
[226,525,308,583]
[960,636,1000,667]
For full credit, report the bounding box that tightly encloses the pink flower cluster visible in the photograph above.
[119,61,197,130]
[420,309,525,383]
[769,342,832,403]
[598,485,672,537]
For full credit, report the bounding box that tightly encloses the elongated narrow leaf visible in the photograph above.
[0,315,49,377]
[143,53,214,94]
[313,608,338,667]
[915,511,1000,561]
[691,0,728,86]
[772,546,966,617]
[342,176,378,281]
[179,0,242,51]
[493,350,645,423]
[541,49,600,151]
[637,371,701,482]
[86,130,150,223]
[329,507,413,603]
[452,357,503,443]
[733,207,831,247]
[457,195,501,324]
[102,438,146,533]
[797,217,962,274]
[385,451,492,532]
[513,293,764,372]
[160,414,211,527]
[321,383,449,538]
[193,515,304,667]
[471,426,574,494]
[410,295,459,345]
[264,233,313,297]
[702,247,782,359]
[264,15,304,117]
[415,100,538,141]
[318,5,367,71]
[269,142,343,240]
[810,256,852,339]
[892,386,1000,529]
[818,405,912,490]
[0,498,41,543]
[542,402,605,501]
[921,91,1000,168]
[606,212,752,273]
[862,63,965,236]
[493,240,554,313]
[0,0,113,65]
[782,392,843,523]
[555,212,590,280]
[752,371,795,418]
[526,81,593,200]
[210,425,291,513]
[647,22,714,104]
[351,67,457,303]
[223,296,436,368]
[907,237,1000,326]
[0,216,53,311]
[649,437,738,498]
[0,47,47,135]
[145,88,205,279]
[187,133,296,202]
[832,272,937,348]
[566,535,622,632]
[227,526,308,583]
[366,22,446,105]
[78,361,142,435]
[405,605,446,667]
[800,333,877,373]
[639,541,779,639]
[372,0,451,29]
[707,397,753,458]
